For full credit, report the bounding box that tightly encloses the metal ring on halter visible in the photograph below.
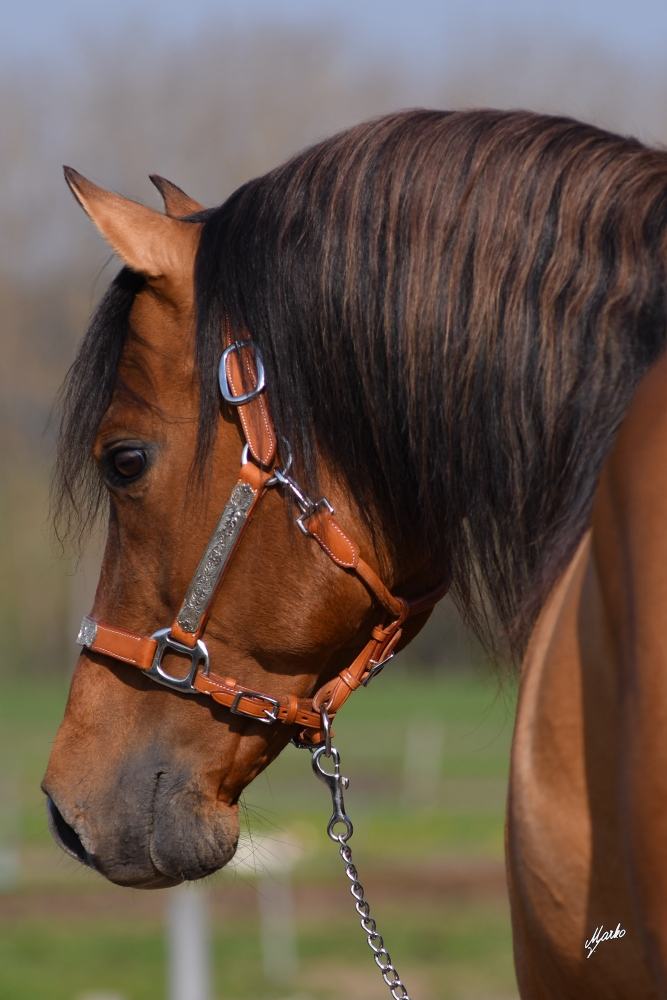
[296,498,334,534]
[146,628,210,694]
[219,340,266,405]
[321,704,333,757]
[272,467,316,516]
[265,446,293,487]
[240,442,294,486]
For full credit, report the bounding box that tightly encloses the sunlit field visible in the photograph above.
[0,664,518,1000]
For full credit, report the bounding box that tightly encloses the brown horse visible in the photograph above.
[508,351,667,998]
[43,109,667,995]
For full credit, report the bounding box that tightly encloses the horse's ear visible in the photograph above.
[149,175,205,217]
[63,167,200,282]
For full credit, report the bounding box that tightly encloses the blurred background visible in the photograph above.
[1,0,666,997]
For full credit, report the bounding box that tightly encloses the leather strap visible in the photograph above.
[300,504,406,617]
[85,621,158,670]
[77,322,451,743]
[193,670,323,729]
[224,320,276,467]
[79,563,449,741]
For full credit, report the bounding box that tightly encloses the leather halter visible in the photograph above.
[76,328,450,744]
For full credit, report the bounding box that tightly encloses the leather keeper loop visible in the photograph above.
[338,667,363,692]
[284,694,299,726]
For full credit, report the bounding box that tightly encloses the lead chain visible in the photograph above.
[338,836,411,1000]
[310,742,412,1000]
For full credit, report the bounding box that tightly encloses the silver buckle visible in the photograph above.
[219,341,266,405]
[362,652,395,687]
[296,498,334,535]
[146,628,209,694]
[229,690,280,724]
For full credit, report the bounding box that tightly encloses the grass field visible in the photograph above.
[0,665,519,1000]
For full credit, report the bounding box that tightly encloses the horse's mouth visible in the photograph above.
[43,772,240,888]
[46,795,95,868]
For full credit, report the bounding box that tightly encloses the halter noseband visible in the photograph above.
[76,328,450,745]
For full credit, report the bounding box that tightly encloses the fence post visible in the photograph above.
[236,833,304,990]
[167,884,211,1000]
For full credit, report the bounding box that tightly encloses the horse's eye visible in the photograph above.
[111,449,146,480]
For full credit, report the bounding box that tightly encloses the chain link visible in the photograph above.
[310,741,412,999]
[335,827,411,1000]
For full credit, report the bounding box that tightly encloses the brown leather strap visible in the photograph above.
[80,565,444,738]
[304,506,359,567]
[193,669,323,729]
[87,622,158,670]
[224,321,276,467]
[311,608,407,718]
[355,558,406,618]
[300,504,406,618]
[405,578,453,616]
[77,319,452,742]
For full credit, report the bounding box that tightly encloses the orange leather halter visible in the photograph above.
[76,329,450,744]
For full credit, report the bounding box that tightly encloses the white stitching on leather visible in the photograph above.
[311,520,357,567]
[241,349,276,462]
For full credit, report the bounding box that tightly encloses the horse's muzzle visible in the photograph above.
[42,757,240,888]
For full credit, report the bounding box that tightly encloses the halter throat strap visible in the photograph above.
[76,332,450,743]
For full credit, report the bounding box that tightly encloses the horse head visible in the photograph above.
[42,168,436,888]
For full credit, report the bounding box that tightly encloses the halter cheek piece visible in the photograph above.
[76,328,450,745]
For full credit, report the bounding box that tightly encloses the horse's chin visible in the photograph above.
[42,774,240,889]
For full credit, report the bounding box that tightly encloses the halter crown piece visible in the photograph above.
[76,326,450,744]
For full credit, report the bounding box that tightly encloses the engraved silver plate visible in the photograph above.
[177,481,256,633]
[76,616,98,647]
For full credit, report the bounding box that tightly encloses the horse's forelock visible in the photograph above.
[51,267,146,546]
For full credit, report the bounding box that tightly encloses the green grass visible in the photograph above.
[0,901,517,1000]
[0,667,519,999]
[0,919,165,1000]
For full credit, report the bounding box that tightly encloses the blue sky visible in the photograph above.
[3,0,667,74]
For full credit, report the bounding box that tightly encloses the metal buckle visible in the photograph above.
[229,690,280,724]
[146,628,209,694]
[361,652,395,687]
[296,497,334,535]
[219,341,266,405]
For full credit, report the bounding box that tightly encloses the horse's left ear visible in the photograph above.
[63,167,201,284]
[149,175,205,217]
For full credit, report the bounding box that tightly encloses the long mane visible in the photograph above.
[55,109,667,657]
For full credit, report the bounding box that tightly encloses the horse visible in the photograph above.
[42,108,667,997]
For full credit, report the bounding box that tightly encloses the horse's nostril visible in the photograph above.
[46,796,92,867]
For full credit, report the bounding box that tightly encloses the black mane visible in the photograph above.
[54,109,667,655]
